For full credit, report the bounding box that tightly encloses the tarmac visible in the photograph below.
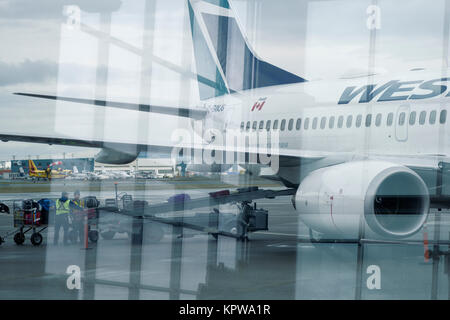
[0,177,449,300]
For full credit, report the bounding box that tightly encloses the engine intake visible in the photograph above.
[295,161,429,239]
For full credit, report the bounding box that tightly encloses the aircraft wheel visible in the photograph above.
[88,230,99,243]
[30,233,43,246]
[14,233,25,245]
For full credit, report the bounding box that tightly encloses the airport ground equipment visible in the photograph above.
[67,196,100,244]
[0,199,48,246]
[96,187,293,241]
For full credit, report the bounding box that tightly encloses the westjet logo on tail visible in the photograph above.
[338,78,450,104]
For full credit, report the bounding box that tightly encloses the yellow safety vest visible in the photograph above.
[72,199,84,208]
[56,199,70,215]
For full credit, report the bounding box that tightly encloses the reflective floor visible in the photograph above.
[0,180,449,300]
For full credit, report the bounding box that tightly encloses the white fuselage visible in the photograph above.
[192,70,450,185]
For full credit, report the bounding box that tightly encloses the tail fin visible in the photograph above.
[188,0,306,100]
[73,166,79,174]
[28,160,37,174]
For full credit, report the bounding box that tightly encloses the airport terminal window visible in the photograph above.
[429,110,436,124]
[409,111,416,125]
[273,120,279,130]
[304,118,309,130]
[375,113,382,127]
[320,117,326,129]
[252,121,257,130]
[329,116,335,129]
[365,114,372,127]
[338,116,344,128]
[398,112,406,126]
[440,110,447,124]
[346,115,352,128]
[280,119,286,131]
[266,120,271,131]
[387,113,394,126]
[419,111,426,125]
[246,121,251,131]
[259,120,264,130]
[296,118,301,130]
[312,117,318,129]
[288,119,294,131]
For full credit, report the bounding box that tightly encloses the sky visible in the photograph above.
[0,0,448,161]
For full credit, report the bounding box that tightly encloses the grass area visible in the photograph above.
[0,176,282,193]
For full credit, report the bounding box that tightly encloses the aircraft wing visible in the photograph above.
[14,93,208,120]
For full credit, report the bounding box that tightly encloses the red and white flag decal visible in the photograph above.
[251,97,267,111]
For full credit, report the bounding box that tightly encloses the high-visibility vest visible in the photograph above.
[56,199,70,215]
[72,199,84,208]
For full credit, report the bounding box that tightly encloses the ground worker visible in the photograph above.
[54,191,70,245]
[70,190,85,243]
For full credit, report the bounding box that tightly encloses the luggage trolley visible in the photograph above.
[0,199,48,246]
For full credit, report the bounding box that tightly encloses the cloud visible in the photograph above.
[0,59,57,86]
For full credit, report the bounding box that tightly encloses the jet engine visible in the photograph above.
[295,161,429,238]
[95,147,139,164]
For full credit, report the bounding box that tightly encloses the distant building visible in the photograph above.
[10,158,95,174]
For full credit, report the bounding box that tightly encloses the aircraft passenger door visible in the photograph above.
[395,104,409,142]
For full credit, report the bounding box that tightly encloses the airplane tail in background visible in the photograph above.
[73,166,79,174]
[188,0,306,100]
[28,160,38,174]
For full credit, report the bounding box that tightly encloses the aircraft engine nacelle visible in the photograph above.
[95,147,139,164]
[295,161,430,238]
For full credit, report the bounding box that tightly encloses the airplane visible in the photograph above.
[3,0,450,241]
[66,166,91,180]
[28,159,69,181]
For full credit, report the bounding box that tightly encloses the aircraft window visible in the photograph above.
[419,111,426,125]
[252,121,257,130]
[356,115,362,128]
[365,114,372,127]
[346,115,352,128]
[429,110,436,124]
[387,113,393,126]
[398,112,406,126]
[440,110,447,124]
[329,116,335,129]
[280,119,286,131]
[273,120,279,130]
[259,120,264,130]
[296,118,301,130]
[320,117,326,129]
[409,111,416,125]
[240,122,245,131]
[304,118,309,130]
[312,117,318,129]
[288,119,294,131]
[266,120,271,131]
[338,116,344,128]
[246,121,251,131]
[375,113,382,127]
